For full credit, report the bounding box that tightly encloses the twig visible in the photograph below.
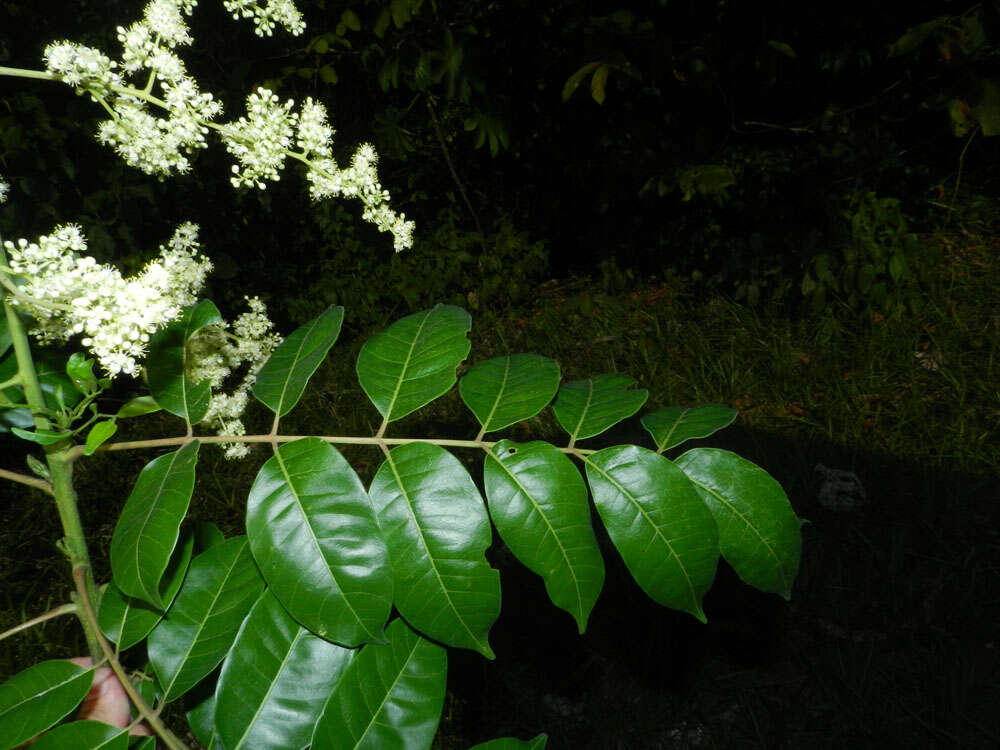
[0,603,77,642]
[425,95,488,256]
[0,467,54,496]
[72,566,189,750]
[947,125,979,225]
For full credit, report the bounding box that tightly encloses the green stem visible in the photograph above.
[0,240,101,660]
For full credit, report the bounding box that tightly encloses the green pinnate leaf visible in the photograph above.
[552,374,648,442]
[110,441,199,609]
[356,305,471,423]
[585,445,719,622]
[147,537,265,703]
[312,618,446,750]
[247,438,392,646]
[30,720,127,749]
[485,440,604,632]
[0,660,93,750]
[369,442,500,657]
[82,419,117,455]
[253,306,343,418]
[99,531,194,650]
[214,589,355,750]
[675,448,802,599]
[147,300,222,424]
[641,405,738,453]
[460,354,560,433]
[186,694,216,748]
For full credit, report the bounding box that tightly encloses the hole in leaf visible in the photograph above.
[507,447,517,455]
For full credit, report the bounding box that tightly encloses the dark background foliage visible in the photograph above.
[3,0,999,328]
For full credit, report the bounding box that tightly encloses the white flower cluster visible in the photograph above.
[297,99,415,251]
[3,223,212,377]
[185,296,282,458]
[0,177,9,204]
[222,88,297,189]
[222,0,305,37]
[43,0,222,179]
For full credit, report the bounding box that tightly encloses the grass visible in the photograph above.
[1,222,998,747]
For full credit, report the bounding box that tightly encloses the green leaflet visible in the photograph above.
[356,305,471,423]
[369,442,500,658]
[99,531,194,650]
[484,440,604,633]
[147,537,264,703]
[0,660,93,750]
[186,693,217,748]
[312,618,446,750]
[253,306,344,418]
[147,300,221,423]
[676,448,802,599]
[585,445,719,622]
[459,354,561,433]
[30,720,128,750]
[214,589,355,750]
[469,734,549,750]
[552,374,648,442]
[640,404,738,453]
[109,441,200,609]
[246,438,392,646]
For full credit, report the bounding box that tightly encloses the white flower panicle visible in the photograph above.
[3,222,212,377]
[185,296,282,458]
[222,88,298,189]
[222,0,305,37]
[40,0,414,249]
[297,100,414,251]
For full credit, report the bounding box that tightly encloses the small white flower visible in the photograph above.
[0,178,9,204]
[222,0,306,37]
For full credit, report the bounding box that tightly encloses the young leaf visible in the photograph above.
[146,300,222,424]
[484,440,604,633]
[369,442,500,657]
[460,354,560,433]
[99,531,194,650]
[640,405,738,453]
[29,720,127,750]
[10,427,70,445]
[552,374,648,442]
[312,618,446,750]
[110,441,200,609]
[147,537,264,703]
[253,306,344,418]
[214,589,355,750]
[585,445,719,622]
[65,353,98,394]
[562,61,600,101]
[590,63,609,105]
[82,419,117,456]
[247,438,392,646]
[115,396,161,419]
[356,305,471,423]
[469,734,549,750]
[675,448,802,599]
[0,660,93,750]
